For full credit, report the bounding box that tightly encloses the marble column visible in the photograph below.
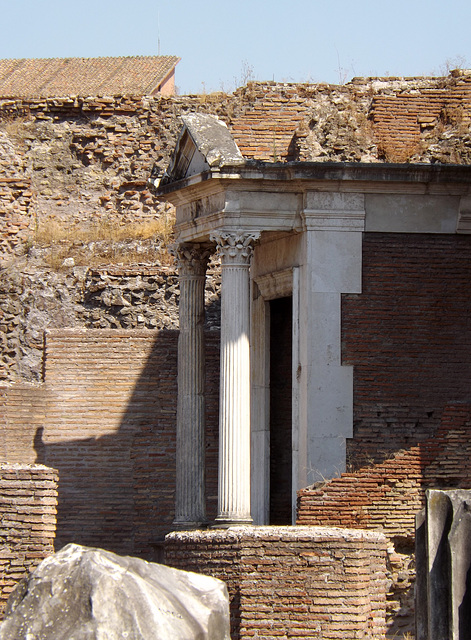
[210,230,260,526]
[173,243,210,528]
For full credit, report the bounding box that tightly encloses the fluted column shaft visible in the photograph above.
[174,244,210,527]
[211,231,260,525]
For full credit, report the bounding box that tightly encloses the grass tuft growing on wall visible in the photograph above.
[30,212,175,269]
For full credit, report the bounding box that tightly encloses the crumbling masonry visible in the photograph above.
[1,71,471,637]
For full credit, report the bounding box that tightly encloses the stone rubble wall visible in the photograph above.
[165,526,388,640]
[2,74,470,261]
[0,463,58,618]
[0,92,241,262]
[0,260,220,383]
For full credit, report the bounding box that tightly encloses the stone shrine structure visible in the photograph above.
[152,113,471,529]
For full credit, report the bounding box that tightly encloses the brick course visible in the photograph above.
[371,74,471,162]
[0,463,58,617]
[343,232,471,468]
[165,526,388,640]
[298,404,471,536]
[0,329,220,559]
[297,404,471,635]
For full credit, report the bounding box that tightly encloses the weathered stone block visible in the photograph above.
[416,489,471,640]
[0,544,230,640]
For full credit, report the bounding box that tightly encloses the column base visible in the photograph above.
[212,516,253,529]
[172,519,208,530]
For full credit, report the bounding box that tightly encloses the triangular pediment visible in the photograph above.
[156,114,244,186]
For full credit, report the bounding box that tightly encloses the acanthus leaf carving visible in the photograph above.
[171,243,212,277]
[210,230,260,266]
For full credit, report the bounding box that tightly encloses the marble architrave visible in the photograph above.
[210,230,260,526]
[173,244,210,528]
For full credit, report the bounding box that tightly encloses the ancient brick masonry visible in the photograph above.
[2,73,471,262]
[370,70,471,162]
[343,233,471,467]
[303,230,471,634]
[165,526,388,640]
[297,403,471,635]
[0,129,33,259]
[0,463,58,617]
[0,329,220,558]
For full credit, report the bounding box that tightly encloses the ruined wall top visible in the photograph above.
[227,72,471,164]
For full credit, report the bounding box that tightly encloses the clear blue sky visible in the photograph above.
[1,0,470,95]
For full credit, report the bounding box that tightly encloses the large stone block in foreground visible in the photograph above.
[0,543,230,640]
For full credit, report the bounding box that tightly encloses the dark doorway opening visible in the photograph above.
[269,296,293,525]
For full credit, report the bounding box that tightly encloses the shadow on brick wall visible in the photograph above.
[33,329,219,561]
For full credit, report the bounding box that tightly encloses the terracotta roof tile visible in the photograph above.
[0,56,180,98]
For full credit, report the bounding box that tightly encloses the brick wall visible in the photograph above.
[343,232,471,468]
[292,232,471,636]
[371,75,471,162]
[298,404,471,535]
[0,384,47,464]
[0,463,58,617]
[165,526,388,640]
[298,404,471,635]
[0,329,219,560]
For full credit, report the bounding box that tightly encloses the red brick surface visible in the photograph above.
[297,404,471,636]
[297,232,471,635]
[343,233,471,468]
[165,526,388,640]
[371,75,471,161]
[298,404,471,536]
[0,464,58,617]
[0,329,219,560]
[231,84,306,161]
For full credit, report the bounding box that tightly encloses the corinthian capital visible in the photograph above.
[210,230,260,266]
[171,243,211,277]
